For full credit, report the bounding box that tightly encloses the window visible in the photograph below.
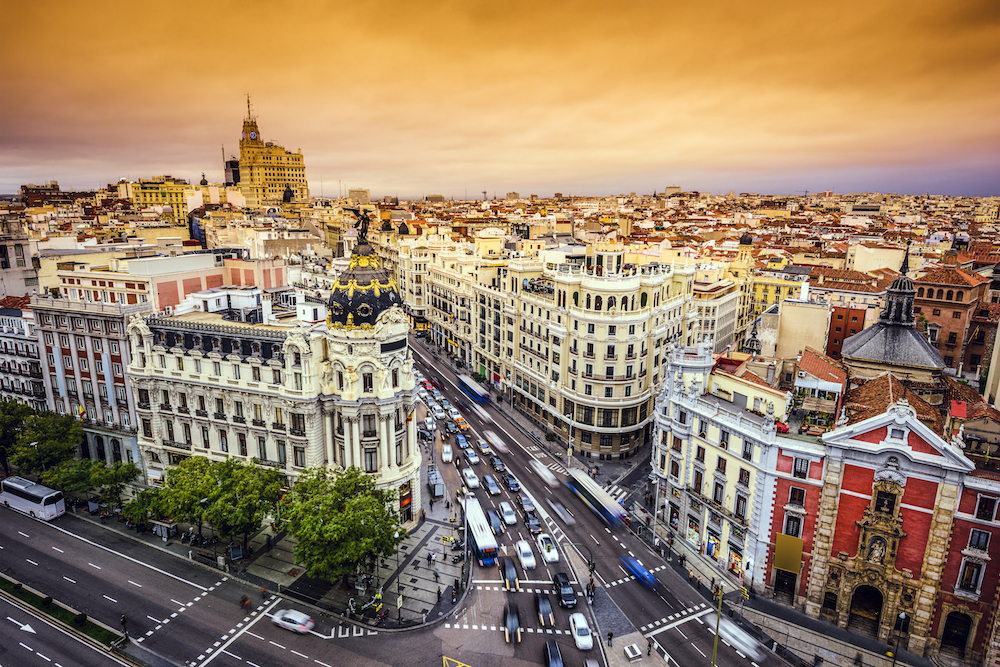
[604,387,613,398]
[672,437,682,452]
[742,441,753,461]
[948,331,958,344]
[784,514,802,538]
[252,366,260,382]
[670,460,680,479]
[235,401,244,418]
[93,339,102,352]
[969,529,989,551]
[238,433,248,456]
[232,364,240,379]
[80,358,89,371]
[193,359,201,373]
[364,448,378,472]
[933,308,941,316]
[789,487,806,507]
[277,440,286,464]
[337,371,343,390]
[695,446,705,461]
[258,436,267,460]
[587,323,595,334]
[976,496,997,521]
[719,430,729,449]
[183,424,192,445]
[219,431,228,452]
[739,468,750,486]
[608,325,616,336]
[294,372,303,390]
[77,337,86,350]
[142,418,153,438]
[273,369,282,384]
[60,334,69,347]
[294,446,306,468]
[110,341,119,354]
[215,397,224,415]
[959,560,983,592]
[693,469,703,492]
[793,457,809,479]
[275,407,284,425]
[392,368,399,387]
[202,426,210,448]
[717,456,727,473]
[952,311,961,319]
[363,373,373,392]
[713,482,724,504]
[735,495,747,521]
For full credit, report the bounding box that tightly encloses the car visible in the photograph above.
[445,421,460,434]
[486,509,505,536]
[537,533,559,563]
[454,417,470,431]
[489,456,506,472]
[553,572,577,608]
[530,459,559,487]
[482,474,501,496]
[418,388,428,399]
[448,407,461,420]
[703,613,766,661]
[464,448,480,465]
[504,474,520,492]
[417,429,433,442]
[484,429,509,453]
[499,501,517,525]
[516,493,535,514]
[440,399,453,412]
[429,376,443,389]
[619,555,658,590]
[423,417,436,431]
[516,539,536,570]
[525,513,542,534]
[272,609,315,634]
[503,604,522,644]
[422,381,434,391]
[477,439,491,455]
[499,557,519,591]
[432,390,444,401]
[568,613,593,650]
[546,499,576,525]
[432,407,446,420]
[543,640,565,667]
[441,444,453,463]
[455,434,469,449]
[535,592,555,627]
[462,468,479,489]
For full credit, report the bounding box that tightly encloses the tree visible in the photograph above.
[12,412,82,475]
[203,459,282,553]
[40,458,105,495]
[93,462,141,511]
[122,488,163,526]
[0,400,35,476]
[159,456,217,539]
[283,467,403,583]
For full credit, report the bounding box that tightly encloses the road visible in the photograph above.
[411,336,784,667]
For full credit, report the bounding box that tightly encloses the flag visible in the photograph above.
[78,404,85,417]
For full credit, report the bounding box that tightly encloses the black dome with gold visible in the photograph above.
[327,243,401,329]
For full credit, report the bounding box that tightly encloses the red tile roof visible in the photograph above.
[916,267,989,287]
[842,373,943,434]
[0,296,29,310]
[798,346,848,385]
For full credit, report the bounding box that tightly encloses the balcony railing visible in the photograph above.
[137,401,151,410]
[272,422,286,431]
[163,440,192,451]
[232,415,246,423]
[686,485,747,528]
[214,412,227,420]
[195,409,208,417]
[159,403,171,411]
[256,458,285,469]
[252,418,266,427]
[177,406,189,414]
[290,428,306,437]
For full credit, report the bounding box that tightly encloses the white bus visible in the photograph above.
[462,497,499,566]
[1,476,66,520]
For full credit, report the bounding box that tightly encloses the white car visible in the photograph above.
[442,444,453,463]
[433,407,447,420]
[477,439,492,455]
[704,613,765,661]
[500,502,517,525]
[418,388,428,399]
[569,613,593,650]
[424,417,436,431]
[537,533,559,563]
[272,609,315,634]
[529,459,559,487]
[515,539,536,570]
[462,468,480,489]
[484,429,509,453]
[448,407,461,420]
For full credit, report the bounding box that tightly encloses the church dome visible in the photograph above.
[327,243,401,329]
[398,222,410,235]
[381,219,394,232]
[739,231,754,245]
[888,274,913,293]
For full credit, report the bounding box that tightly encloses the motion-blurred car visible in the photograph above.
[461,468,479,489]
[529,459,559,487]
[499,557,519,591]
[568,613,593,650]
[703,613,766,661]
[543,640,564,667]
[516,539,536,570]
[455,434,469,449]
[535,592,554,627]
[503,604,522,644]
[441,444,453,462]
[482,474,501,496]
[272,609,315,634]
[619,555,658,590]
[486,508,505,535]
[553,572,576,608]
[484,429,509,453]
[537,534,559,563]
[499,501,517,525]
[546,499,576,526]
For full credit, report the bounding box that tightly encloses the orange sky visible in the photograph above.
[2,0,998,197]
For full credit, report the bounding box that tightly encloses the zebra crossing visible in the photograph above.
[604,483,630,503]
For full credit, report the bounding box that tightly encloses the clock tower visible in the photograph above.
[237,96,309,209]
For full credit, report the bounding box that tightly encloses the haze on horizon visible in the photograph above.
[1,0,998,199]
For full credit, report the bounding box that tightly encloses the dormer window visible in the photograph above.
[890,428,905,441]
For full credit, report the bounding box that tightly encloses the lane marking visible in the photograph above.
[147,615,163,624]
[63,577,76,584]
[128,580,142,588]
[103,595,117,603]
[52,547,64,553]
[18,531,30,538]
[88,563,101,570]
[196,599,281,667]
[26,559,37,566]
[692,644,706,657]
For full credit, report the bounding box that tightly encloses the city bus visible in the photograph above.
[457,374,490,405]
[462,497,499,566]
[1,476,66,520]
[566,469,629,528]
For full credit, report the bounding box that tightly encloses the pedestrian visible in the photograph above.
[679,553,686,567]
[430,498,434,510]
[434,569,440,582]
[437,586,442,602]
[607,631,614,647]
[427,552,433,565]
[260,585,269,600]
[239,594,248,609]
[697,575,702,590]
[689,570,694,583]
[421,508,426,521]
[242,597,251,612]
[648,638,654,655]
[853,653,863,666]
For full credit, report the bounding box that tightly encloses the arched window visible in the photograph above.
[631,295,636,310]
[936,289,944,299]
[585,294,591,309]
[946,290,954,301]
[607,296,616,310]
[621,297,628,312]
[641,293,648,308]
[917,287,924,297]
[956,291,963,302]
[594,296,603,311]
[573,292,579,307]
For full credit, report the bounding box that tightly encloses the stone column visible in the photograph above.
[351,418,361,469]
[804,458,844,620]
[406,404,417,463]
[323,407,334,467]
[910,481,960,656]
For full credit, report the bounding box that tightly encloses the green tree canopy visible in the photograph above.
[93,461,141,511]
[122,488,164,526]
[159,456,217,537]
[283,466,404,583]
[0,400,36,476]
[202,458,282,552]
[40,458,105,494]
[12,412,82,475]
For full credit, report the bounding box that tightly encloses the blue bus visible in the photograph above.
[463,497,499,566]
[457,374,490,404]
[566,469,629,528]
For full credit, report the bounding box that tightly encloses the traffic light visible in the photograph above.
[588,560,596,573]
[121,614,128,628]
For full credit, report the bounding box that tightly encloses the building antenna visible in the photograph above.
[246,93,253,119]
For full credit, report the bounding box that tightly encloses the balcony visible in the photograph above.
[29,370,42,379]
[27,349,39,359]
[686,485,747,528]
[362,430,377,438]
[272,422,286,431]
[256,458,285,469]
[177,406,189,414]
[252,419,266,427]
[195,409,208,417]
[290,428,306,437]
[232,415,246,423]
[159,403,171,411]
[163,440,192,451]
[604,354,617,361]
[137,402,151,410]
[214,412,227,421]
[67,389,78,397]
[117,398,129,408]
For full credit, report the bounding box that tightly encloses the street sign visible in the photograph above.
[397,595,403,609]
[741,586,750,600]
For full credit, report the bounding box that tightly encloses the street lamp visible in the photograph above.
[711,583,724,667]
[890,612,906,667]
[394,530,401,621]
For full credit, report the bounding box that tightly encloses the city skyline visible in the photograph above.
[2,0,998,198]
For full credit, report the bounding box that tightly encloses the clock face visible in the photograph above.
[250,131,257,140]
